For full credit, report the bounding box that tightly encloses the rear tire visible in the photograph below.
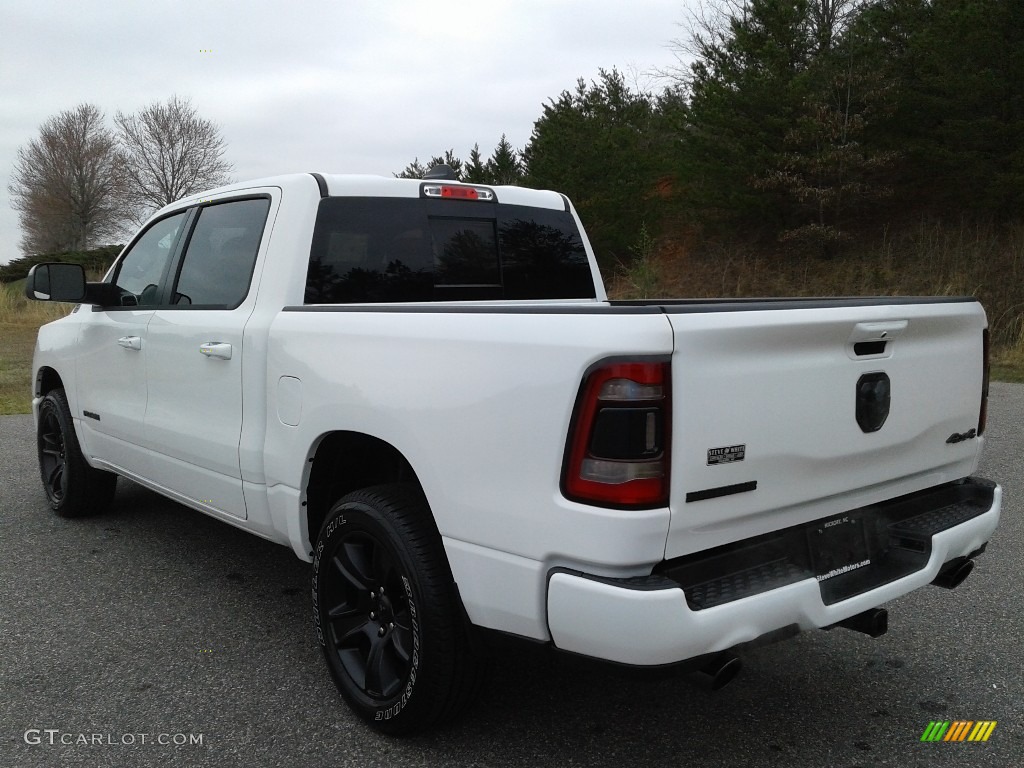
[36,389,117,517]
[312,484,485,735]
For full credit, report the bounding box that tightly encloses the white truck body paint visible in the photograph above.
[29,172,1001,665]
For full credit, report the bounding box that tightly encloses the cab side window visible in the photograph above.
[111,212,187,306]
[172,199,269,308]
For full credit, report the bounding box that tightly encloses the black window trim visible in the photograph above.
[159,193,272,310]
[100,195,273,311]
[97,207,195,312]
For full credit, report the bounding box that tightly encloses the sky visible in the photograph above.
[0,0,693,265]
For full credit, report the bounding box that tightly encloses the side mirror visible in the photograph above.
[24,263,86,303]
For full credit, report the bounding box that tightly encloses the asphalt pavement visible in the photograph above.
[2,384,1022,768]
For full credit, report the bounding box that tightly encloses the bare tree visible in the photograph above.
[115,95,233,223]
[8,103,125,255]
[662,0,863,90]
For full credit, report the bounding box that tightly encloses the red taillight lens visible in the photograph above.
[562,359,671,509]
[979,328,990,435]
[443,185,478,199]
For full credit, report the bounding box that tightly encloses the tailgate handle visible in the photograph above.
[848,321,907,358]
[849,321,908,343]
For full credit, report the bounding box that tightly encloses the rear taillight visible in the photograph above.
[979,328,990,435]
[562,358,671,509]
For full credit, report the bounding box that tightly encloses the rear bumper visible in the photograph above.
[546,478,1000,666]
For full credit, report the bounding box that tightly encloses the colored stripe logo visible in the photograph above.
[920,721,997,742]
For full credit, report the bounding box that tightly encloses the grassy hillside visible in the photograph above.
[612,220,1024,382]
[0,281,69,414]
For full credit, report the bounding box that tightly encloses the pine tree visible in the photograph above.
[463,144,488,183]
[485,135,523,185]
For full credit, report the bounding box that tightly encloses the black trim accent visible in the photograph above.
[309,172,328,198]
[856,372,891,433]
[549,566,678,592]
[686,481,757,503]
[656,477,996,610]
[82,410,100,421]
[853,340,887,356]
[612,296,979,313]
[285,295,979,315]
[559,193,571,212]
[160,195,271,310]
[155,206,200,307]
[99,207,194,311]
[283,303,661,314]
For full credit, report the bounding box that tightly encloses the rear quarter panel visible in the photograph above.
[264,307,675,569]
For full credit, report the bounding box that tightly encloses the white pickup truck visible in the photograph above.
[25,171,1000,734]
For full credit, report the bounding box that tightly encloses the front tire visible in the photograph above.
[312,484,484,735]
[36,389,117,517]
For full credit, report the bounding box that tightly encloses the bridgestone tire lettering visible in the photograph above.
[312,484,486,734]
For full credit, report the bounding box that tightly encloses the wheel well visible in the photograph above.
[305,432,426,546]
[36,367,63,398]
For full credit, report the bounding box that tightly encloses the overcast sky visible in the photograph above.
[0,0,693,265]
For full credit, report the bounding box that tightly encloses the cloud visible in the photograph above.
[0,0,688,263]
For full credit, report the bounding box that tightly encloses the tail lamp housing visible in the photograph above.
[562,358,671,509]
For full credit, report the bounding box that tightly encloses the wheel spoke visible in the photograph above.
[327,602,368,643]
[40,431,61,455]
[335,620,375,691]
[332,541,373,593]
[327,601,361,621]
[364,633,404,698]
[45,462,64,495]
[336,618,373,650]
[389,624,413,664]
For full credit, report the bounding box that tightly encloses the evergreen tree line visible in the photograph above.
[400,0,1023,267]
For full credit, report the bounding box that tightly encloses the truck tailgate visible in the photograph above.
[661,298,987,559]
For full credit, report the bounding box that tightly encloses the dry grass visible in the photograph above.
[0,281,71,414]
[612,220,1024,380]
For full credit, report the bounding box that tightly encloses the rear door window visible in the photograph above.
[171,198,270,308]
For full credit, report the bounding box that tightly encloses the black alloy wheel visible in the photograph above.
[38,404,68,504]
[313,485,485,734]
[323,529,415,700]
[36,389,117,517]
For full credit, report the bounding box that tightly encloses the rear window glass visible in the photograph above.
[304,197,595,303]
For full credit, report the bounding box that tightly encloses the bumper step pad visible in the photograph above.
[657,478,996,610]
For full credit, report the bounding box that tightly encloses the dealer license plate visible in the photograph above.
[808,515,871,582]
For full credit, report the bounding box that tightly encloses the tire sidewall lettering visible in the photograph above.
[372,575,421,722]
[312,515,348,648]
